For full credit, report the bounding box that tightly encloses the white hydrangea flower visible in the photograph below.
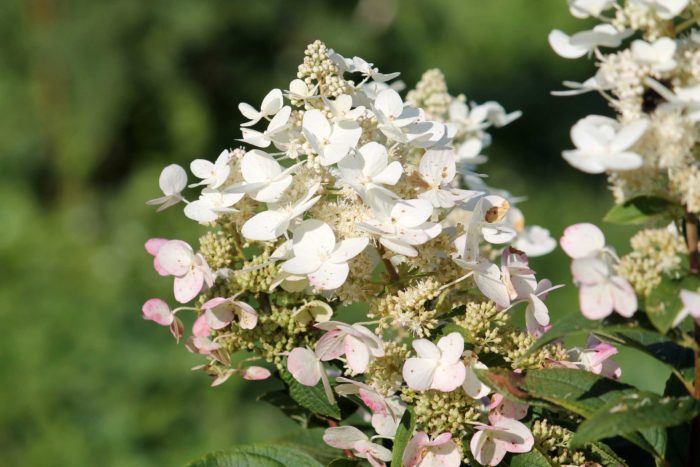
[562,115,648,173]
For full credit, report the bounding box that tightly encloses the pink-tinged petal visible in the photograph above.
[211,369,237,387]
[142,298,174,326]
[403,357,438,391]
[174,268,204,303]
[610,276,638,317]
[494,398,529,421]
[428,432,453,447]
[145,237,168,256]
[323,426,368,450]
[192,336,221,354]
[287,347,322,386]
[491,417,534,454]
[156,240,194,276]
[153,257,169,276]
[358,388,388,415]
[579,283,613,320]
[315,329,347,361]
[402,432,430,467]
[559,223,605,259]
[421,439,461,467]
[204,302,235,330]
[192,314,210,337]
[242,366,271,381]
[431,361,466,392]
[170,317,184,343]
[202,297,227,309]
[470,430,505,467]
[345,335,370,373]
[233,301,258,329]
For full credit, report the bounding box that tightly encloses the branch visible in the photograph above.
[683,208,700,467]
[377,244,400,284]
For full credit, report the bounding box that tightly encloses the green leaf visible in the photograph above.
[391,407,416,466]
[571,394,700,448]
[280,369,341,420]
[603,196,676,225]
[326,459,360,466]
[587,441,629,467]
[510,447,555,466]
[186,444,325,467]
[646,275,700,334]
[477,368,664,457]
[275,428,340,464]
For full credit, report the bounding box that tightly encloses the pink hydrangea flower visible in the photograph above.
[470,414,534,466]
[402,432,461,467]
[201,297,258,330]
[155,239,214,303]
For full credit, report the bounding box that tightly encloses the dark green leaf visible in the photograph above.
[275,428,340,464]
[391,407,416,466]
[326,459,360,466]
[280,369,341,420]
[646,275,700,334]
[478,368,664,457]
[587,441,629,467]
[571,395,700,448]
[186,444,324,467]
[603,196,676,225]
[510,447,555,466]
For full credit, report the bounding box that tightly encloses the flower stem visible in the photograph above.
[683,208,700,467]
[377,244,400,284]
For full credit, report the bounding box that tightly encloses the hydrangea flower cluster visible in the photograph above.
[550,0,700,329]
[141,41,624,466]
[551,0,700,211]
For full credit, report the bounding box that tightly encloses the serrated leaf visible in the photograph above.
[186,444,324,467]
[510,447,555,466]
[280,369,341,420]
[603,196,676,225]
[587,441,629,467]
[646,275,700,334]
[391,407,416,466]
[477,368,664,457]
[571,394,700,448]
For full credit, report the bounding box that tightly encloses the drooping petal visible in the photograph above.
[323,426,368,450]
[232,301,258,329]
[470,430,505,467]
[174,268,204,303]
[241,366,272,381]
[315,329,347,361]
[142,298,174,326]
[345,335,371,373]
[287,347,322,386]
[491,417,534,454]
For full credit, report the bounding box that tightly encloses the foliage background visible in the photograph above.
[0,0,664,465]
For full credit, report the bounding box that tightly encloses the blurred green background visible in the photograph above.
[0,0,663,465]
